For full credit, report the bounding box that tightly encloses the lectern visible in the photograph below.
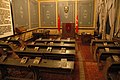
[62,23,75,38]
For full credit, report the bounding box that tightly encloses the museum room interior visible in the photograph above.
[0,0,120,80]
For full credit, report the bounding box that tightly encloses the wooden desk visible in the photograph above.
[15,47,75,61]
[81,33,92,44]
[103,57,120,80]
[27,43,75,48]
[0,57,34,80]
[90,39,114,54]
[93,43,120,61]
[0,57,74,80]
[98,49,120,62]
[32,30,50,39]
[90,39,114,46]
[35,39,75,44]
[0,41,11,47]
[13,38,76,61]
[31,59,74,73]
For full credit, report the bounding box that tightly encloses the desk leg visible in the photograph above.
[32,68,38,80]
[0,66,8,79]
[93,46,98,61]
[31,68,41,80]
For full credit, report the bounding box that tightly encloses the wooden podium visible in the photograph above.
[62,23,75,39]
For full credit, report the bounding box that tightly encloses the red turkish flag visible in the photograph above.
[76,15,78,33]
[58,15,60,32]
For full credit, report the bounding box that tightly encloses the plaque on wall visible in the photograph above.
[11,0,29,30]
[78,0,94,27]
[0,0,14,38]
[40,2,56,27]
[58,1,75,26]
[30,0,39,29]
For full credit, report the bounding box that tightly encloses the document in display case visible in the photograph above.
[0,0,14,38]
[20,57,29,64]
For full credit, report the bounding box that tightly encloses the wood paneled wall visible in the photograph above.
[38,0,95,35]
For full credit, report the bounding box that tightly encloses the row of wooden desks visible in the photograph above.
[15,48,75,60]
[97,49,120,70]
[0,38,76,60]
[90,39,120,80]
[98,49,120,61]
[91,39,120,63]
[27,43,75,48]
[94,43,120,61]
[0,57,74,80]
[15,38,76,60]
[35,38,75,43]
[90,39,114,46]
[29,38,75,48]
[90,39,114,54]
[91,39,120,61]
[0,38,76,80]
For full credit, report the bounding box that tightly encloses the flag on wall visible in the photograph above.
[76,15,78,33]
[58,15,60,32]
